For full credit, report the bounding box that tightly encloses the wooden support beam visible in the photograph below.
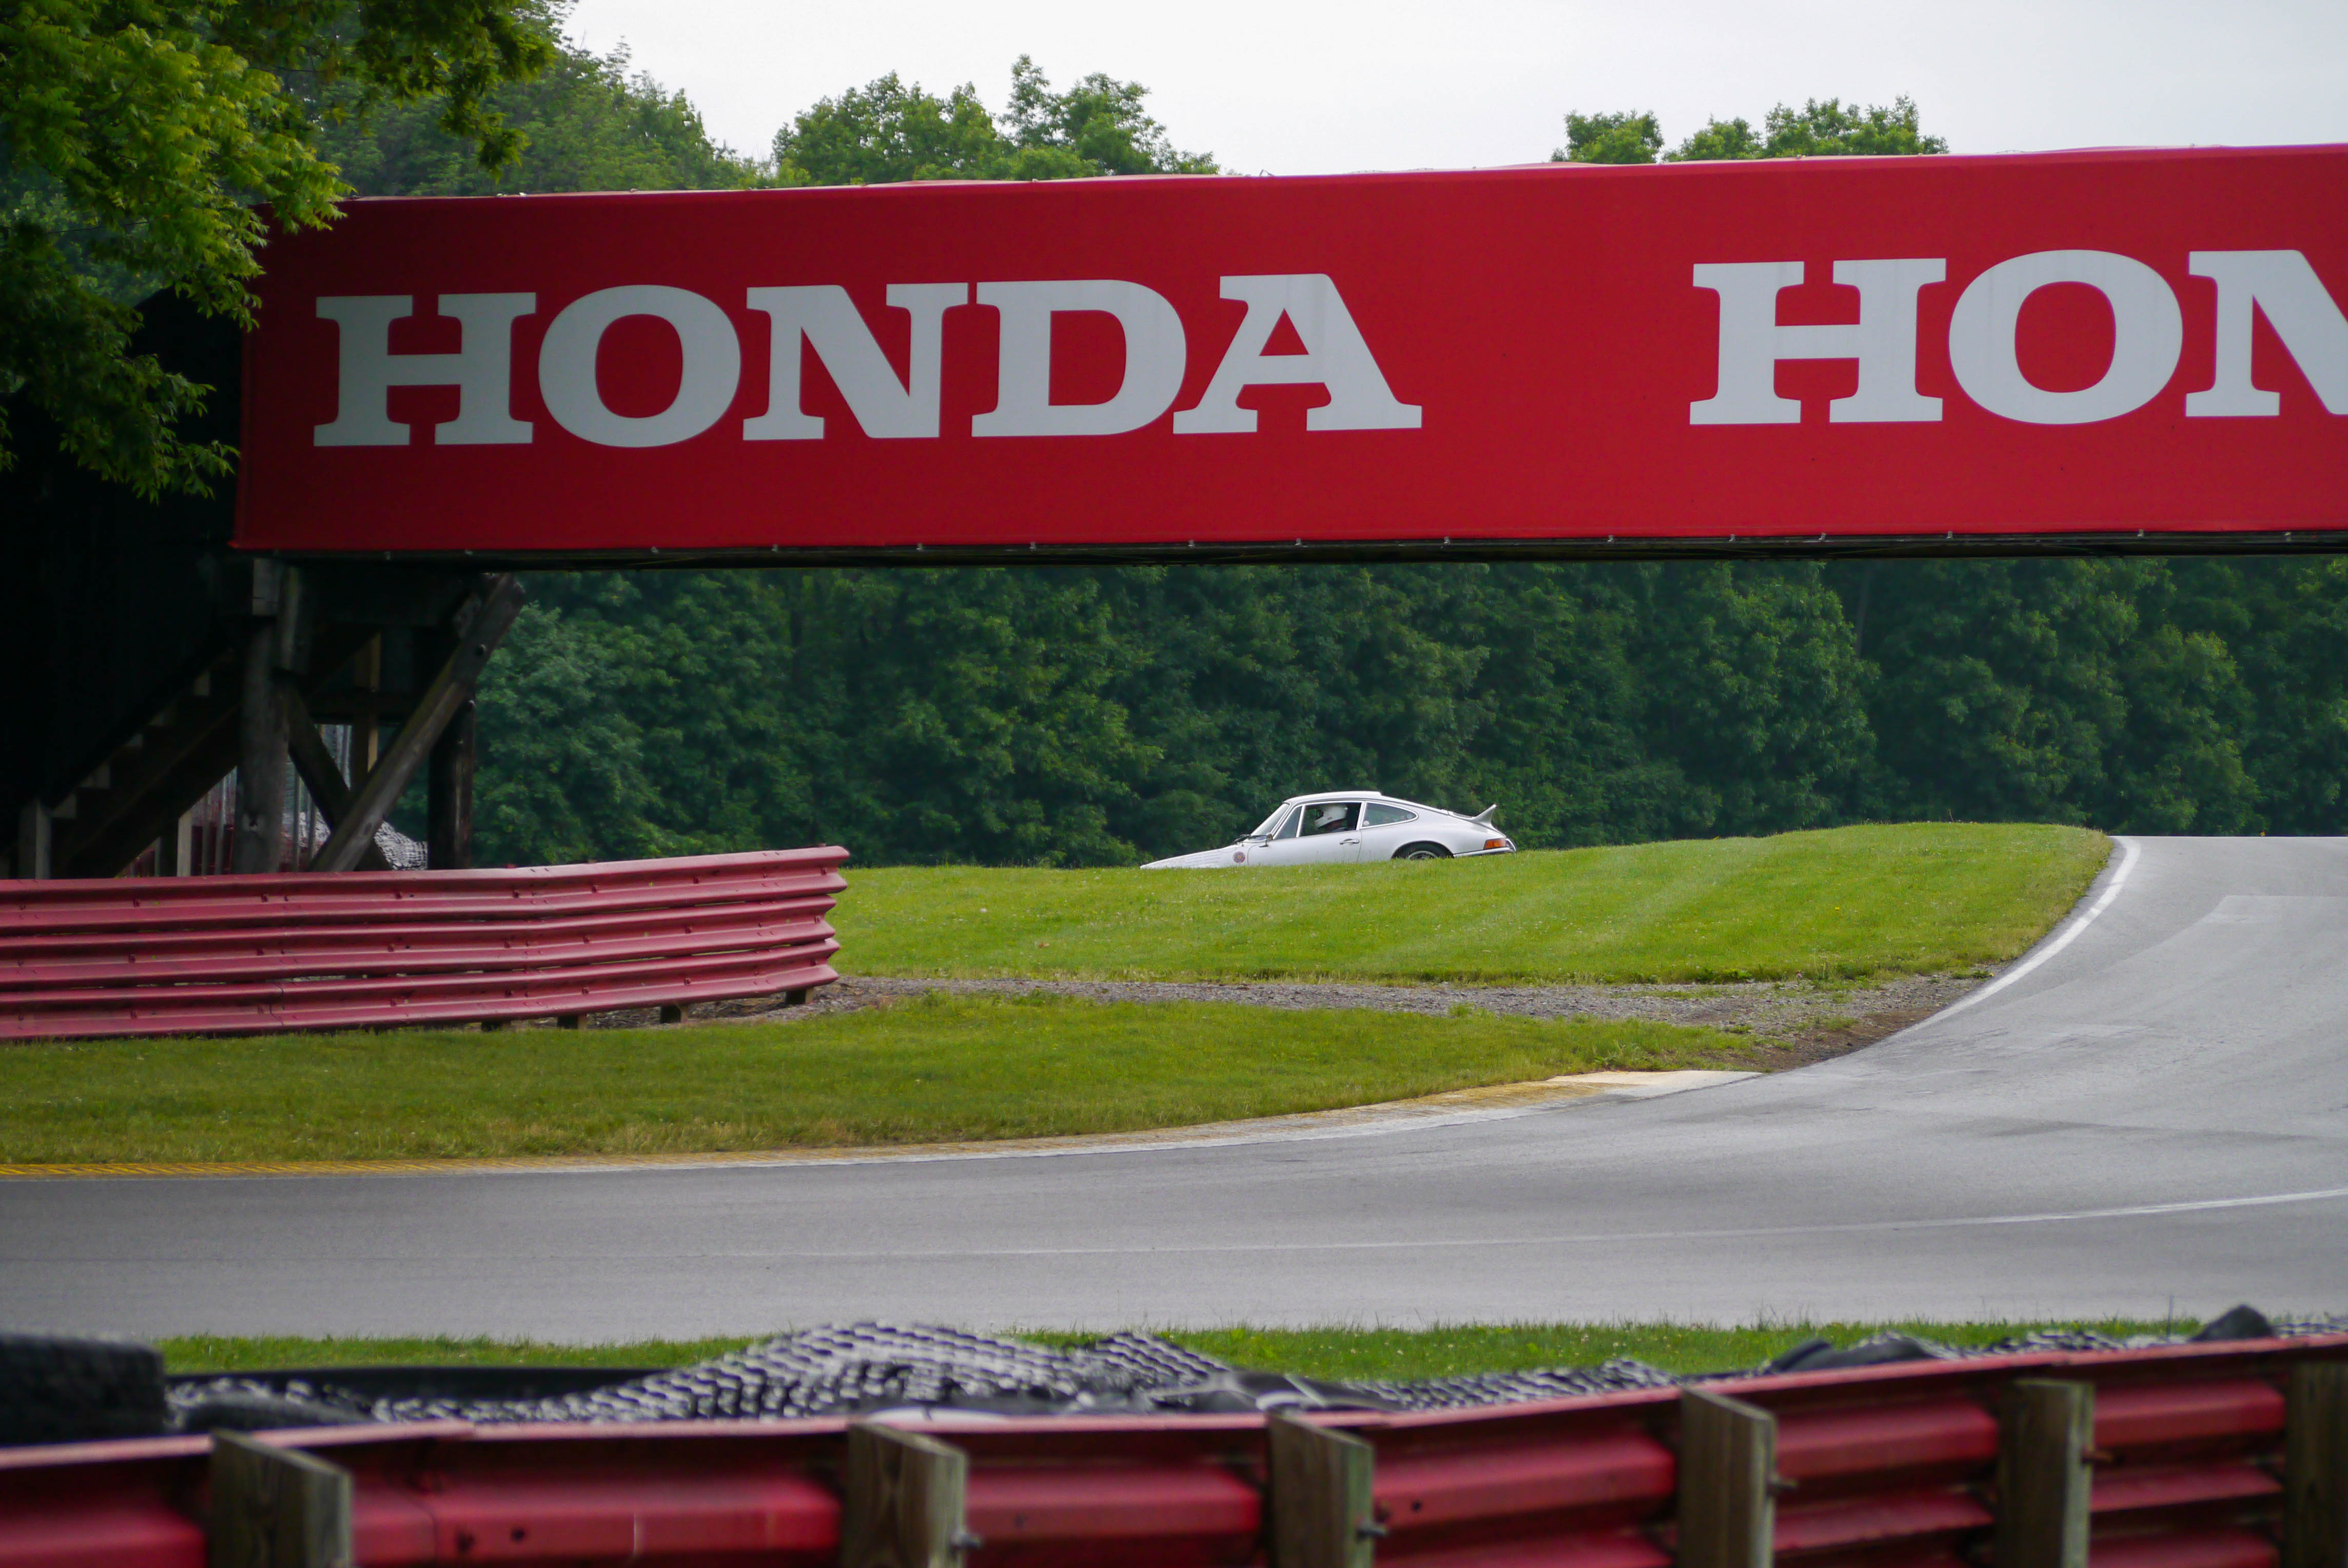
[1266,1410,1379,1568]
[353,636,382,776]
[284,689,388,872]
[311,575,523,874]
[208,1430,354,1568]
[155,810,191,876]
[2285,1362,2348,1568]
[842,1422,975,1568]
[1995,1379,2095,1568]
[283,687,357,824]
[1678,1387,1776,1568]
[426,697,477,869]
[15,799,51,879]
[231,620,290,874]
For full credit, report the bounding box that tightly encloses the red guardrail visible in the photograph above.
[4,1334,2342,1568]
[0,849,848,1039]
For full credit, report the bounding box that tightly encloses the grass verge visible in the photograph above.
[156,1320,2181,1381]
[836,824,2110,984]
[0,994,1738,1164]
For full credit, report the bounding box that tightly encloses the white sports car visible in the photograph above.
[1141,792,1516,868]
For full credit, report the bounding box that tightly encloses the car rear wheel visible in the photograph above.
[1394,842,1453,860]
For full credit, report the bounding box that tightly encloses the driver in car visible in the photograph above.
[1305,803,1355,835]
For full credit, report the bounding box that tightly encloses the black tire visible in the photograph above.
[1393,842,1453,861]
[172,1389,373,1435]
[0,1333,169,1447]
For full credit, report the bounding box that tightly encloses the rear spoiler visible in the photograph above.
[1470,804,1499,826]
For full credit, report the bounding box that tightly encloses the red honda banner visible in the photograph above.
[236,145,2348,558]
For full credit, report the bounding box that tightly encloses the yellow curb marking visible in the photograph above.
[0,1072,1728,1182]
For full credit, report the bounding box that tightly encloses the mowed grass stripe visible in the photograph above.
[836,824,2111,983]
[0,995,1735,1165]
[154,1319,2180,1381]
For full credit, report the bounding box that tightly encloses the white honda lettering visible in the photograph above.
[1173,275,1420,433]
[539,286,742,448]
[313,293,535,446]
[1689,260,1945,425]
[1948,250,2182,425]
[973,280,1187,437]
[2186,251,2348,416]
[742,284,967,439]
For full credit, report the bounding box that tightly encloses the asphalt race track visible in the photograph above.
[5,836,2344,1339]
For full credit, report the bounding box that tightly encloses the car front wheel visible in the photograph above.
[1394,842,1453,860]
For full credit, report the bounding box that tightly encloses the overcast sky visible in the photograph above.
[562,0,2347,175]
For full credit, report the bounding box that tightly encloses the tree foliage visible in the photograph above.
[1671,96,1947,161]
[1553,110,1662,165]
[2,0,555,495]
[1557,94,1947,166]
[473,556,2348,868]
[772,55,1215,185]
[317,33,759,195]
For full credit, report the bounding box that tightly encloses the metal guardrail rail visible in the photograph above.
[3,1334,2342,1567]
[0,849,848,1038]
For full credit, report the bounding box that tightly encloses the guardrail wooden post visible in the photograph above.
[843,1422,974,1568]
[209,1430,354,1568]
[1678,1387,1776,1568]
[1996,1379,2094,1568]
[1267,1410,1379,1568]
[2285,1362,2348,1568]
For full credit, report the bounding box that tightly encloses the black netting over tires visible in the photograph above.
[143,1307,2348,1437]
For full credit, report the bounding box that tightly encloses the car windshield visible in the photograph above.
[1246,805,1295,839]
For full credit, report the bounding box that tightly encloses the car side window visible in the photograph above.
[1300,802,1360,836]
[1363,803,1416,827]
[1272,807,1301,840]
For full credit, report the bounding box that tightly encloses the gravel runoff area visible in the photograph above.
[582,972,1986,1069]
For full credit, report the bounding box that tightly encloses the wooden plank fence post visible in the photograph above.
[1678,1387,1777,1568]
[1996,1379,2095,1568]
[2285,1362,2348,1568]
[209,1430,353,1568]
[842,1422,974,1568]
[1266,1410,1379,1568]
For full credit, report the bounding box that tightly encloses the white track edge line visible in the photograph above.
[575,1183,2348,1264]
[1934,834,2139,1020]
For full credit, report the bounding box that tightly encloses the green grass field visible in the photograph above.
[835,823,2110,984]
[155,1319,2178,1381]
[0,995,1738,1164]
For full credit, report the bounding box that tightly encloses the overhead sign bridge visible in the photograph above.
[239,144,2348,565]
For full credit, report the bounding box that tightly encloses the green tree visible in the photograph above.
[1668,95,1947,161]
[1000,57,1215,175]
[2,0,555,496]
[1667,117,1766,161]
[318,36,761,195]
[1552,110,1662,165]
[774,55,1214,186]
[769,73,1008,185]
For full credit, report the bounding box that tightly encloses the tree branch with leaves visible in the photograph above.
[1,0,555,496]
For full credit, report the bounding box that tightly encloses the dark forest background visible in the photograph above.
[322,13,2348,866]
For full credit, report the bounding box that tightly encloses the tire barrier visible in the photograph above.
[4,1327,2343,1568]
[0,848,848,1040]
